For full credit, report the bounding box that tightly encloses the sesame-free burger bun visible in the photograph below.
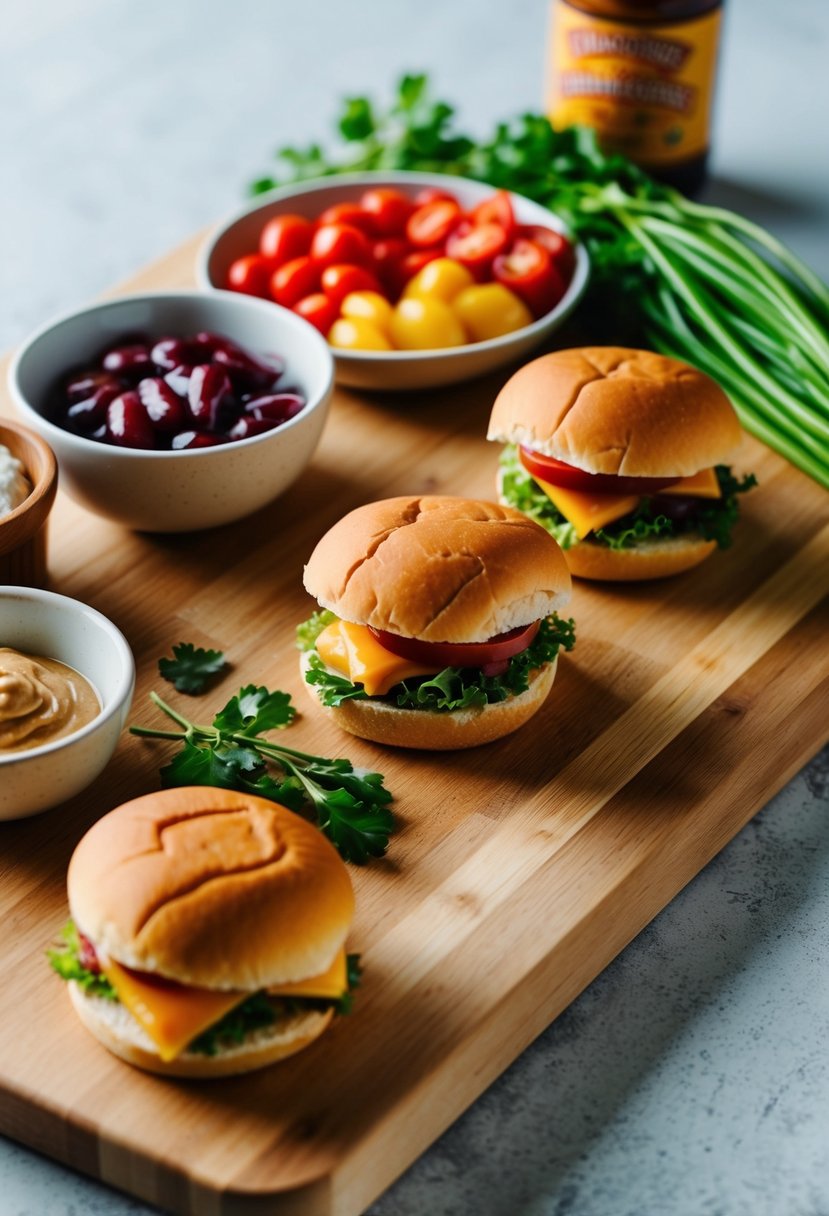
[68,787,355,991]
[68,984,334,1079]
[303,495,571,643]
[563,534,717,582]
[488,347,741,477]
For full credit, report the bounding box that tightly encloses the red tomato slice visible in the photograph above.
[311,223,372,268]
[317,203,375,236]
[519,447,681,495]
[360,188,415,237]
[471,190,516,240]
[368,620,541,669]
[445,221,509,275]
[406,200,463,248]
[269,256,320,307]
[227,254,274,298]
[258,214,314,265]
[293,292,338,335]
[320,263,382,309]
[493,239,566,317]
[517,225,576,281]
[414,186,459,207]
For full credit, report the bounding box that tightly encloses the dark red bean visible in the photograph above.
[244,392,305,424]
[102,344,154,379]
[171,430,227,449]
[138,378,188,433]
[164,364,192,397]
[211,340,283,391]
[150,337,203,372]
[105,392,155,449]
[64,369,120,404]
[227,415,278,440]
[67,383,121,431]
[187,364,231,429]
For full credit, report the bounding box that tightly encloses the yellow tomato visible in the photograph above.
[403,257,474,304]
[340,291,394,336]
[390,297,468,350]
[328,317,392,351]
[452,283,533,342]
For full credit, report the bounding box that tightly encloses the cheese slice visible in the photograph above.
[534,477,640,540]
[268,947,347,1001]
[316,618,442,696]
[661,467,721,499]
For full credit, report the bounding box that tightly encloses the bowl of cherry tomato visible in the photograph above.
[197,172,589,391]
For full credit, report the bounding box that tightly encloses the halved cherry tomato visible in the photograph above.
[471,190,516,241]
[227,254,274,297]
[368,620,540,669]
[406,199,463,248]
[293,292,338,335]
[445,221,509,276]
[360,188,415,237]
[317,203,375,235]
[519,447,681,495]
[320,263,381,309]
[414,186,459,206]
[311,223,372,269]
[269,256,320,307]
[492,239,566,317]
[517,225,576,281]
[370,237,411,297]
[258,214,314,264]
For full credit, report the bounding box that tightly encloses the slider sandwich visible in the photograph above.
[297,495,574,750]
[50,787,357,1078]
[489,347,756,581]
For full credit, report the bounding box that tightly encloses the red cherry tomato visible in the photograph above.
[258,214,313,265]
[445,221,509,276]
[370,237,411,296]
[293,292,338,335]
[492,239,566,317]
[471,190,516,240]
[317,202,375,236]
[517,225,576,281]
[518,447,681,495]
[406,200,463,248]
[320,263,382,309]
[360,188,415,237]
[368,620,541,669]
[414,186,459,206]
[227,254,274,297]
[399,248,443,284]
[310,222,372,268]
[269,256,320,307]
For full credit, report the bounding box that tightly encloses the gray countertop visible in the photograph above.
[1,1,827,1213]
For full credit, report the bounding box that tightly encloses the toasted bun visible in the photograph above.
[488,347,741,477]
[564,534,717,581]
[303,496,571,643]
[300,651,557,749]
[68,983,333,1079]
[68,787,354,991]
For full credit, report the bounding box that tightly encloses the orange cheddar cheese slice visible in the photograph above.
[316,618,442,696]
[268,947,347,1001]
[660,467,721,499]
[534,477,640,540]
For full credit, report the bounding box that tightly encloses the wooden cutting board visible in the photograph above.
[1,236,827,1216]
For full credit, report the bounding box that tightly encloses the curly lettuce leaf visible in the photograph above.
[498,445,579,549]
[48,921,117,1000]
[296,609,337,653]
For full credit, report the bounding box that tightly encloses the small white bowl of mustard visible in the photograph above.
[0,588,135,819]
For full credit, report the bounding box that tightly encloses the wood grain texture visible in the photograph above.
[0,237,827,1216]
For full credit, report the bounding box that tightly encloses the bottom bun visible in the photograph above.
[69,983,333,1079]
[564,534,717,582]
[300,653,558,750]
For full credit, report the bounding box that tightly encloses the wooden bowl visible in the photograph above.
[0,419,57,587]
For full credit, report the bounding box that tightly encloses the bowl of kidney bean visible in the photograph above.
[8,291,334,532]
[198,171,589,391]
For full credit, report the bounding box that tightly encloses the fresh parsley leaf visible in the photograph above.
[158,643,227,695]
[212,685,296,736]
[47,920,117,1000]
[304,651,370,705]
[296,609,337,653]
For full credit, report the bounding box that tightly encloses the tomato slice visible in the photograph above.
[516,225,576,281]
[519,447,681,495]
[493,239,566,317]
[471,190,516,240]
[406,200,463,248]
[368,620,540,669]
[445,221,509,275]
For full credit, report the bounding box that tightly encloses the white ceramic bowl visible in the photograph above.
[197,171,590,391]
[8,290,334,532]
[0,587,135,819]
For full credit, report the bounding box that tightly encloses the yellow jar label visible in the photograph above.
[547,1,721,165]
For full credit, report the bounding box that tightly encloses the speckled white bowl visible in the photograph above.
[197,171,590,391]
[8,291,334,532]
[0,587,135,819]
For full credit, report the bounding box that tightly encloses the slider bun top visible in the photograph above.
[303,495,571,644]
[488,347,741,477]
[68,787,354,992]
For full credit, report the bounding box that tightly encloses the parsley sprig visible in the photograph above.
[130,686,394,865]
[158,642,227,694]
